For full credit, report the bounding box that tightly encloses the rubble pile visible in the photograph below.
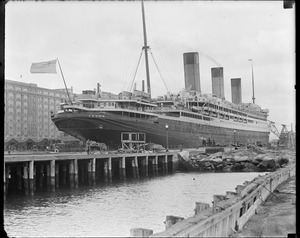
[178,147,295,172]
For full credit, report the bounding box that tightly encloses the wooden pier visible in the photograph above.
[4,151,178,197]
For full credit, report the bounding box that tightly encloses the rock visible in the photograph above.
[233,155,249,162]
[251,158,261,166]
[222,165,233,172]
[178,150,190,161]
[209,151,223,158]
[204,161,212,167]
[254,154,265,160]
[209,157,223,163]
[244,162,260,172]
[233,163,243,171]
[222,154,233,160]
[222,161,233,167]
[257,160,269,169]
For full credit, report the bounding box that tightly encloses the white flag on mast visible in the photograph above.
[30,59,57,74]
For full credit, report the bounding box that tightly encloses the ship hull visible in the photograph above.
[52,110,270,149]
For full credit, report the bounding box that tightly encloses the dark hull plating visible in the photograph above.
[52,110,270,149]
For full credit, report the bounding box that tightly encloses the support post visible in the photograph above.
[33,164,36,191]
[122,157,126,180]
[69,160,75,189]
[38,164,44,188]
[164,155,168,173]
[87,159,92,185]
[108,157,112,182]
[3,164,7,198]
[165,215,184,230]
[29,160,34,196]
[104,160,108,183]
[155,156,158,174]
[135,156,139,178]
[23,163,29,195]
[235,185,246,196]
[46,164,51,190]
[55,164,59,188]
[194,202,210,215]
[62,163,67,186]
[130,228,153,237]
[74,159,78,188]
[79,161,85,183]
[17,166,23,191]
[131,159,137,179]
[50,160,55,192]
[92,158,96,185]
[150,157,155,175]
[145,156,148,177]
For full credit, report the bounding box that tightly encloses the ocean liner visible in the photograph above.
[51,1,270,149]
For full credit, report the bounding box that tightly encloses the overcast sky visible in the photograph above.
[5,1,295,135]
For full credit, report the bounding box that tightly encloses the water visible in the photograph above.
[4,172,265,237]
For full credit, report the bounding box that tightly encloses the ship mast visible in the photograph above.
[249,59,255,104]
[141,0,151,97]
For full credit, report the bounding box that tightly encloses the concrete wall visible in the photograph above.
[183,52,201,92]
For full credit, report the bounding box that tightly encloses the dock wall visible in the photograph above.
[130,163,295,237]
[4,152,178,197]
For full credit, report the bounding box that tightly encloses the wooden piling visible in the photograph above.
[38,164,44,188]
[194,202,210,215]
[62,163,67,186]
[79,161,85,183]
[121,157,126,180]
[87,160,92,185]
[131,159,137,179]
[165,215,184,230]
[145,156,148,177]
[235,185,246,196]
[104,160,108,182]
[74,159,78,188]
[154,156,158,175]
[50,160,55,191]
[29,160,34,195]
[226,191,237,199]
[55,164,59,188]
[130,228,153,237]
[23,163,29,195]
[69,160,75,188]
[3,164,7,197]
[134,156,139,178]
[46,164,51,191]
[151,157,155,175]
[33,164,36,191]
[164,155,168,173]
[92,158,96,185]
[108,157,112,181]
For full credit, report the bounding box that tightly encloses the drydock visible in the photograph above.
[3,151,177,196]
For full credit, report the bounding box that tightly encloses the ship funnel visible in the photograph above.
[231,78,242,104]
[211,67,225,99]
[183,52,201,92]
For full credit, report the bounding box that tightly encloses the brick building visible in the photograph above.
[4,79,77,151]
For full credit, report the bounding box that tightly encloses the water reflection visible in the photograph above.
[5,172,265,237]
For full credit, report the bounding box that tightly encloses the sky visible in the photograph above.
[5,0,295,137]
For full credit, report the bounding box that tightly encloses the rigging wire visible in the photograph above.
[129,49,144,92]
[149,48,170,93]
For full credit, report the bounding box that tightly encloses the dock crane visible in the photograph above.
[268,121,295,148]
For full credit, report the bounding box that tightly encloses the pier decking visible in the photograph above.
[4,151,178,197]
